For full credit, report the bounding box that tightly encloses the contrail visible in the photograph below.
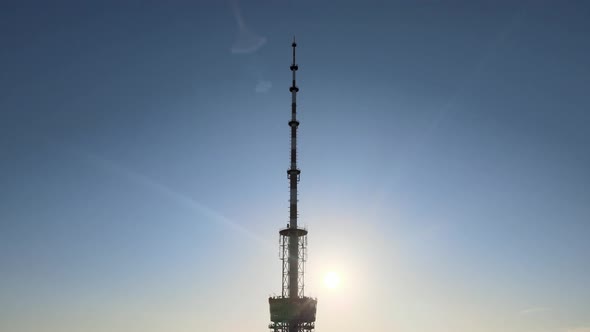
[85,153,270,246]
[54,140,273,249]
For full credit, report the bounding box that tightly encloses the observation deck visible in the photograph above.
[279,227,308,237]
[269,296,317,325]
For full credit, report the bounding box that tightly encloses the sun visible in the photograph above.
[323,272,341,289]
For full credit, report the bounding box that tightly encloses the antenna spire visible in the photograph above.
[287,36,301,299]
[288,37,300,230]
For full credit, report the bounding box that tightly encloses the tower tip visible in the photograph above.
[292,36,297,47]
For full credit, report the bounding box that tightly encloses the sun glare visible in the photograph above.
[324,272,341,289]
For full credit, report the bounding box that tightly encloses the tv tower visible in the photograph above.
[268,38,317,332]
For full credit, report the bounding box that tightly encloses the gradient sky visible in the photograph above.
[1,1,589,332]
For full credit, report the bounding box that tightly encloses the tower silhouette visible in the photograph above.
[268,38,318,332]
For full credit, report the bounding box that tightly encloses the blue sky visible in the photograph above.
[1,1,589,331]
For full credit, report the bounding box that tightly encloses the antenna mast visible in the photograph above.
[287,36,301,299]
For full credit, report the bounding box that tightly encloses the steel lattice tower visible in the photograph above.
[268,38,317,332]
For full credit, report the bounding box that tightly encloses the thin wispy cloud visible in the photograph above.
[566,328,590,332]
[519,307,551,315]
[255,79,272,93]
[230,0,266,54]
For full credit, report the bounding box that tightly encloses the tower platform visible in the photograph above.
[268,296,317,323]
